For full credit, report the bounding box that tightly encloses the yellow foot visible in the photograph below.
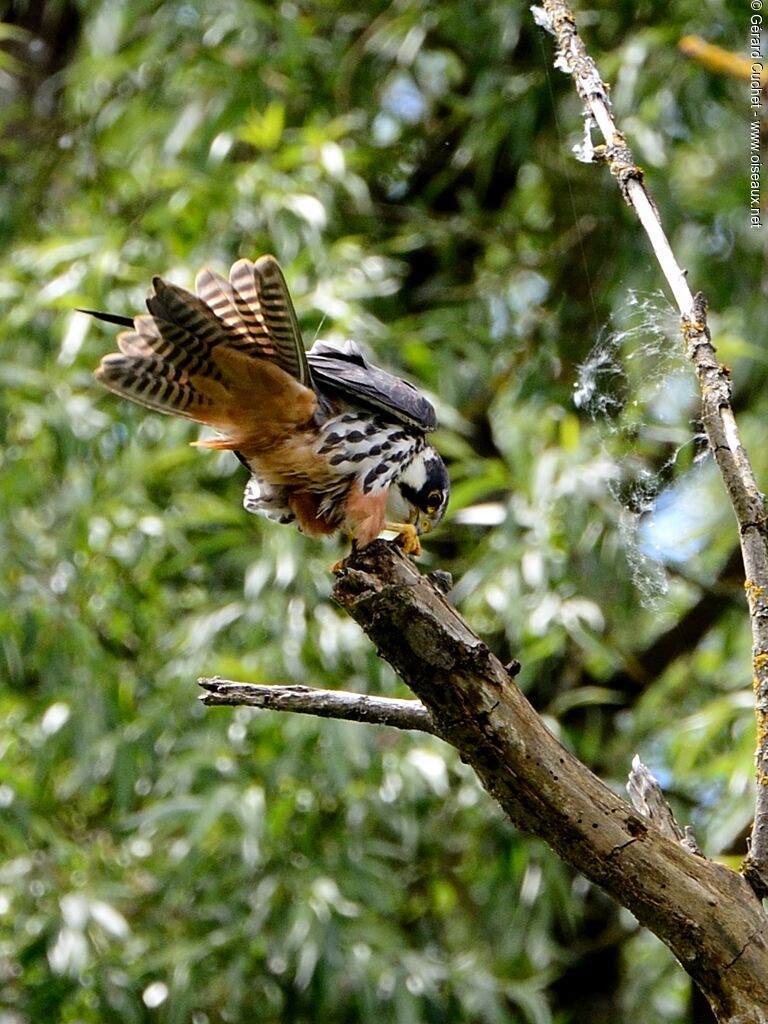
[384,522,422,557]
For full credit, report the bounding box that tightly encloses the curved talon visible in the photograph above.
[384,521,422,557]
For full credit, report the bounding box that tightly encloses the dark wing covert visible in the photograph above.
[307,339,437,431]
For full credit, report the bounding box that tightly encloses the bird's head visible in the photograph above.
[388,446,450,537]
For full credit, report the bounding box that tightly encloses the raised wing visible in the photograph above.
[196,256,312,388]
[91,257,318,445]
[307,339,437,432]
[88,259,437,434]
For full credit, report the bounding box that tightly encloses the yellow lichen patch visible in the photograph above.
[755,709,768,783]
[751,653,768,695]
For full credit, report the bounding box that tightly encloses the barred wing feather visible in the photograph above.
[93,257,318,438]
[229,256,311,387]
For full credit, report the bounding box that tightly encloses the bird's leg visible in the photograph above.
[384,522,422,557]
[331,527,421,572]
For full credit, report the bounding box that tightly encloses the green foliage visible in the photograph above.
[0,0,763,1021]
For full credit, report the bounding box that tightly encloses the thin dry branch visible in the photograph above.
[198,677,438,734]
[535,0,768,899]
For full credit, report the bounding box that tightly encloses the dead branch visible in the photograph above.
[332,541,768,1024]
[534,0,768,899]
[198,677,438,734]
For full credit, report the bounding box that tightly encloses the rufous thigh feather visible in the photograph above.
[344,484,389,546]
[287,492,339,537]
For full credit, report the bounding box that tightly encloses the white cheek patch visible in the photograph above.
[396,455,429,494]
[384,484,416,524]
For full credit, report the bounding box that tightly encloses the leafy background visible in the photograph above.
[0,1,764,1021]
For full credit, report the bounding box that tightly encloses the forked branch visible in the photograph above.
[534,0,768,898]
[331,541,768,1023]
[200,542,768,1020]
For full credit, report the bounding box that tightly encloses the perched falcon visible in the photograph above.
[89,255,449,555]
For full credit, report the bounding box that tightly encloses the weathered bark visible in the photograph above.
[332,541,768,1024]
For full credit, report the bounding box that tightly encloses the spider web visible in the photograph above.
[573,290,709,604]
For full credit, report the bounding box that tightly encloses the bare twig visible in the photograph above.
[535,0,768,898]
[198,677,439,734]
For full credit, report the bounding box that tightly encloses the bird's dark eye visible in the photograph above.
[426,489,443,514]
